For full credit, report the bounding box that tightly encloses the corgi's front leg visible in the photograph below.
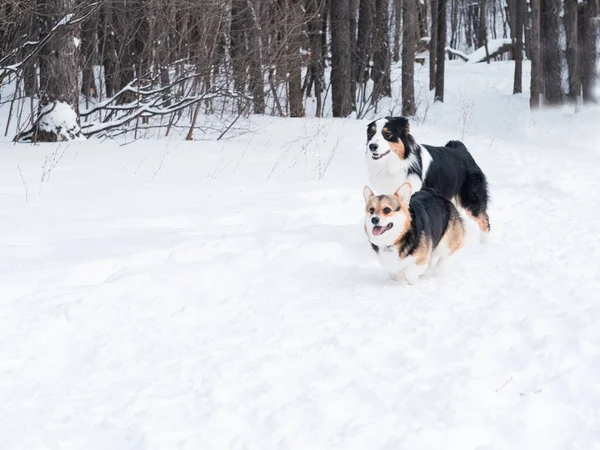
[404,261,428,285]
[391,271,405,282]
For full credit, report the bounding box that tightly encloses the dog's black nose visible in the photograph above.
[369,143,378,152]
[371,216,379,225]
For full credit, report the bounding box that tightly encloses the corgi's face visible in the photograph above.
[365,116,411,163]
[363,183,412,245]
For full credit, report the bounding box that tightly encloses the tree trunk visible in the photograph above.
[80,10,98,99]
[112,0,137,104]
[507,0,516,52]
[524,0,533,59]
[39,0,79,112]
[513,0,524,93]
[450,0,459,57]
[417,1,428,38]
[349,0,358,111]
[321,0,329,73]
[429,0,438,90]
[356,0,374,84]
[479,0,488,63]
[330,0,354,117]
[402,0,417,116]
[540,0,562,104]
[564,0,581,101]
[99,2,118,98]
[306,0,325,116]
[230,0,248,113]
[468,3,481,48]
[465,2,473,48]
[372,0,391,103]
[434,0,446,102]
[393,0,402,62]
[580,0,598,103]
[288,0,305,117]
[530,0,541,108]
[23,0,83,142]
[23,6,38,97]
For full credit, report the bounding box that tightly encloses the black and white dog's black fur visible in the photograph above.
[365,116,491,241]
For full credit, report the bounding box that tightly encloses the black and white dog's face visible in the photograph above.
[365,117,411,162]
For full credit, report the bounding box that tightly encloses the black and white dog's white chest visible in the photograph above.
[366,144,433,195]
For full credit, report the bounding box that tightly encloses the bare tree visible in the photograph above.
[392,0,402,62]
[580,0,598,103]
[530,0,541,108]
[247,0,265,114]
[430,0,438,90]
[479,0,490,64]
[513,0,524,93]
[330,0,354,117]
[286,0,305,117]
[540,0,563,104]
[80,8,98,101]
[33,0,83,141]
[356,0,374,84]
[306,0,325,116]
[371,0,391,103]
[402,0,418,115]
[564,0,581,101]
[434,0,446,102]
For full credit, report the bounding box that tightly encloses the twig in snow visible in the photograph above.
[233,136,254,174]
[216,103,248,141]
[133,156,147,175]
[17,165,29,203]
[39,143,66,193]
[494,376,513,393]
[458,86,475,140]
[149,145,174,183]
[320,133,339,181]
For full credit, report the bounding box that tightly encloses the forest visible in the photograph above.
[0,0,598,142]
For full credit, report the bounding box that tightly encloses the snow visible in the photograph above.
[446,46,469,61]
[55,13,74,27]
[38,101,85,141]
[467,39,513,63]
[1,60,600,449]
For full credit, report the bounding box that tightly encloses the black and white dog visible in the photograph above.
[365,116,490,241]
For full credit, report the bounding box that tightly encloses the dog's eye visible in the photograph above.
[383,132,392,139]
[383,207,391,214]
[369,207,375,214]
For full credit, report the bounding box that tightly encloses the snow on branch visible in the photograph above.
[467,39,513,63]
[79,70,252,138]
[446,47,469,62]
[0,2,101,83]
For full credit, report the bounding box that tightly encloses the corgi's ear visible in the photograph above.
[394,182,412,204]
[363,186,375,203]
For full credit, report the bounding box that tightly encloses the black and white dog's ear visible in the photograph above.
[385,116,410,134]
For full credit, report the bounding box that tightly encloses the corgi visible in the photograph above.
[363,182,465,284]
[365,116,490,243]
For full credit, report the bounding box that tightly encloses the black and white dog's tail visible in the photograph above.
[444,140,467,150]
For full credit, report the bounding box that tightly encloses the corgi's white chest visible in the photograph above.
[376,247,413,274]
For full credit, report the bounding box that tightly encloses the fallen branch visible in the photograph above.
[80,87,250,138]
[446,46,469,62]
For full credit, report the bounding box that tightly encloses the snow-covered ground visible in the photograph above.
[1,60,600,450]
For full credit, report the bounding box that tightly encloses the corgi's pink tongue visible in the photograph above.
[372,226,385,236]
